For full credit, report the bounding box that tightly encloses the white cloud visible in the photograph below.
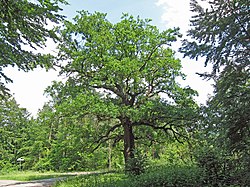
[155,0,191,33]
[155,0,210,33]
[155,0,214,105]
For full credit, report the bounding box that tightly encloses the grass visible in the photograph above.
[54,165,243,187]
[54,172,126,187]
[54,165,204,187]
[0,170,71,181]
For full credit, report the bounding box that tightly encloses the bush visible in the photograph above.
[33,158,53,171]
[195,147,249,186]
[196,150,224,186]
[126,165,203,187]
[55,172,126,187]
[55,165,204,187]
[125,150,148,175]
[0,161,18,174]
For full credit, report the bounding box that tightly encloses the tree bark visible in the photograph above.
[122,117,135,165]
[108,140,112,170]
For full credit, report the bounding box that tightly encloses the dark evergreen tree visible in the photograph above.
[0,0,67,95]
[181,0,250,185]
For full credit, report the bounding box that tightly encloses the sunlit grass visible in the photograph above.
[54,172,126,187]
[0,171,70,181]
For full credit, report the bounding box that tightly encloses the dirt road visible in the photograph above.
[0,171,109,187]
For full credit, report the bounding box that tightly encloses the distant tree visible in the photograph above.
[0,0,67,95]
[55,11,199,173]
[0,97,30,170]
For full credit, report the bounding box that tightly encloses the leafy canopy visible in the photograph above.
[0,0,67,95]
[53,11,199,158]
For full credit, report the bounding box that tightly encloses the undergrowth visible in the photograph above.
[0,171,70,181]
[54,165,204,187]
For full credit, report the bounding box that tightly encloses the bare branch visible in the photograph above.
[139,43,162,71]
[89,123,122,152]
[133,120,188,143]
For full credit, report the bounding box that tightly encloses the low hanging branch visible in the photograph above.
[89,123,122,152]
[133,120,189,144]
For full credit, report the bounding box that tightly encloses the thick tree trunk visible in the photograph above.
[122,117,135,165]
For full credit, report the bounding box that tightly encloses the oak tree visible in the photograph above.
[55,11,198,172]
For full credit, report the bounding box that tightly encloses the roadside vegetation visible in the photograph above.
[0,171,70,181]
[54,165,204,187]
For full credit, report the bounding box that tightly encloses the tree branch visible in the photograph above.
[139,43,161,71]
[133,120,188,143]
[89,123,122,152]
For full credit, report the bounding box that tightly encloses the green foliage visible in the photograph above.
[0,98,125,172]
[53,10,199,169]
[191,142,249,187]
[180,0,249,72]
[55,172,126,187]
[125,150,148,175]
[156,141,194,166]
[0,0,67,95]
[127,165,203,187]
[29,104,120,172]
[181,0,249,153]
[55,165,204,187]
[204,67,250,187]
[212,66,250,153]
[0,162,18,174]
[181,1,249,186]
[0,97,30,170]
[195,148,230,187]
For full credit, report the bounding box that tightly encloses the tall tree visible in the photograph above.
[181,0,249,184]
[181,0,249,150]
[181,0,249,74]
[55,11,199,172]
[0,0,67,95]
[0,97,30,169]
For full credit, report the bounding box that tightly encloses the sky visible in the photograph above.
[5,0,214,116]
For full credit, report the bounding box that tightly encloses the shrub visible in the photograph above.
[55,165,204,187]
[0,161,18,174]
[126,165,204,187]
[125,150,148,176]
[195,147,249,186]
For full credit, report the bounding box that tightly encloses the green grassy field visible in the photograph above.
[0,171,71,181]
